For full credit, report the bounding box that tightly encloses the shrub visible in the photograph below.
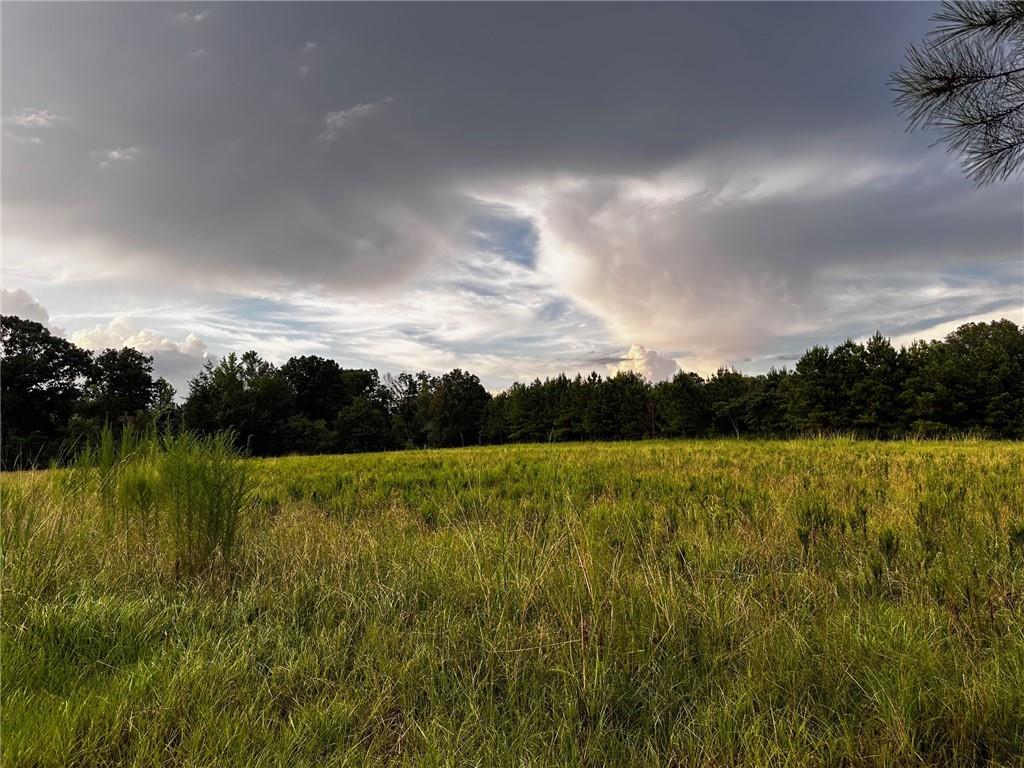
[66,426,252,578]
[159,431,251,577]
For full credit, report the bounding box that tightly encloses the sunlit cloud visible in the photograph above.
[3,2,1019,388]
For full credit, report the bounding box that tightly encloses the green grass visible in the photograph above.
[3,438,1024,766]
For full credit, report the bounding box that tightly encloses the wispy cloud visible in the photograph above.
[3,108,67,144]
[176,9,209,23]
[318,98,392,141]
[5,3,1018,387]
[5,107,66,129]
[93,146,142,168]
[4,131,43,145]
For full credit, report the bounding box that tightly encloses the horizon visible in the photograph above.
[4,2,1022,395]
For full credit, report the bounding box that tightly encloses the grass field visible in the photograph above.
[3,438,1024,766]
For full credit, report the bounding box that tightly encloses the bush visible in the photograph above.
[69,426,252,578]
[159,431,251,576]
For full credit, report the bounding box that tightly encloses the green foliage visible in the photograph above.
[3,316,1024,464]
[52,425,252,578]
[0,315,93,466]
[159,431,251,576]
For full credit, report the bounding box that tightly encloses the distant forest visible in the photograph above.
[2,315,1022,466]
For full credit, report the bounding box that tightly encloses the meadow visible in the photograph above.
[2,437,1023,767]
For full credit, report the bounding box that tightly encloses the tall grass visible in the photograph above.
[2,439,1022,766]
[6,426,254,582]
[160,431,250,576]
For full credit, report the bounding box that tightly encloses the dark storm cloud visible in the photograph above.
[3,2,1020,370]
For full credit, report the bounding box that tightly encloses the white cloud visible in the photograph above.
[72,317,209,394]
[176,9,209,23]
[5,108,66,129]
[4,131,43,145]
[610,344,678,382]
[188,48,208,60]
[297,65,311,78]
[467,149,1019,369]
[1,288,64,335]
[303,41,317,52]
[318,98,392,141]
[72,317,206,356]
[94,146,141,168]
[3,108,67,145]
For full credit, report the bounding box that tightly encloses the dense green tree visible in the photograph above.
[787,347,837,433]
[425,369,490,447]
[704,368,752,437]
[581,372,616,440]
[902,320,1024,436]
[386,372,433,448]
[82,347,158,427]
[280,356,349,422]
[151,378,180,434]
[743,369,792,436]
[605,371,653,440]
[851,333,905,435]
[0,315,93,466]
[183,351,295,455]
[481,391,510,444]
[335,395,390,453]
[4,313,1024,464]
[654,371,711,438]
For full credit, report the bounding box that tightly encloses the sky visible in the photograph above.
[3,2,1022,394]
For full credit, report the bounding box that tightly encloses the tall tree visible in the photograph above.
[81,347,157,428]
[902,320,1024,436]
[704,368,754,438]
[280,355,348,422]
[183,351,295,455]
[787,347,837,434]
[654,371,711,438]
[0,315,92,466]
[851,333,906,435]
[425,369,490,447]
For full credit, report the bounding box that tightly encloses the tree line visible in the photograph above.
[2,314,1022,466]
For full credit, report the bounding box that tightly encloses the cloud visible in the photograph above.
[610,345,678,382]
[5,107,65,129]
[3,131,42,145]
[72,317,205,356]
[93,146,141,168]
[3,3,1020,383]
[176,9,209,23]
[303,41,317,52]
[297,65,310,78]
[318,98,392,141]
[475,149,1020,365]
[188,48,207,60]
[3,108,66,145]
[71,317,210,395]
[1,288,64,334]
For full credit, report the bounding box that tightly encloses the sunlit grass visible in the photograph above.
[2,438,1023,766]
